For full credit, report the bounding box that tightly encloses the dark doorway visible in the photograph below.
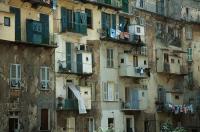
[41,109,48,130]
[126,118,133,132]
[9,118,19,132]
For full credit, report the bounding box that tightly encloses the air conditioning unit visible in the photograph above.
[11,80,20,88]
[41,81,48,89]
[129,25,145,36]
[77,44,88,51]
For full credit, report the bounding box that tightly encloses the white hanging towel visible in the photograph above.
[68,84,87,114]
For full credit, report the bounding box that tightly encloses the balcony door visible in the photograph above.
[125,116,134,132]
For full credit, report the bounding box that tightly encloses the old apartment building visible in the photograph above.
[0,0,56,131]
[0,0,200,132]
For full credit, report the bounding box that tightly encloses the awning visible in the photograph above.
[67,84,87,114]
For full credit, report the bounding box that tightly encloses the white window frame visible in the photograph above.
[185,26,192,40]
[66,117,75,132]
[10,64,21,89]
[40,66,50,90]
[141,46,147,56]
[103,82,119,101]
[107,48,114,68]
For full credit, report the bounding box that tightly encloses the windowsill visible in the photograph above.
[40,88,50,91]
[103,100,119,102]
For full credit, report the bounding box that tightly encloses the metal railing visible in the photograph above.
[87,0,122,8]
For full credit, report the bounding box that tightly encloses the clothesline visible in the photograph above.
[166,103,194,114]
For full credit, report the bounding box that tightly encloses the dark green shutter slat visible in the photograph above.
[112,14,116,30]
[77,54,83,73]
[66,43,72,70]
[61,7,67,32]
[10,7,21,41]
[74,12,81,33]
[40,14,49,44]
[122,0,129,13]
[66,9,73,31]
[80,13,87,34]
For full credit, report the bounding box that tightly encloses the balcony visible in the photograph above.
[56,85,91,111]
[135,0,165,16]
[57,51,93,75]
[121,89,147,111]
[57,98,78,110]
[82,0,122,10]
[26,19,57,46]
[100,25,145,46]
[158,63,188,75]
[119,53,149,78]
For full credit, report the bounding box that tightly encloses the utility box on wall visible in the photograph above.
[76,51,92,74]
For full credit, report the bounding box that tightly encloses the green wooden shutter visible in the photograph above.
[66,9,73,31]
[122,0,129,13]
[101,12,107,30]
[40,14,49,44]
[105,0,111,5]
[61,7,67,32]
[74,12,81,33]
[10,7,21,41]
[80,12,87,35]
[112,14,116,30]
[103,82,108,101]
[187,48,192,62]
[66,43,72,70]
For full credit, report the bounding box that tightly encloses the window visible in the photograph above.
[119,16,129,32]
[84,118,94,132]
[66,42,72,70]
[4,17,10,26]
[175,95,179,100]
[121,59,124,63]
[171,59,174,63]
[61,7,87,34]
[185,26,192,40]
[108,118,114,128]
[10,64,21,88]
[141,46,147,56]
[103,82,119,101]
[102,12,116,37]
[133,56,138,67]
[40,109,49,130]
[85,9,92,28]
[144,60,147,65]
[187,48,192,62]
[66,117,75,132]
[107,49,114,68]
[40,66,49,90]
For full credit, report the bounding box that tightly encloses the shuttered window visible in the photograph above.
[10,7,21,41]
[103,82,119,101]
[10,64,21,88]
[85,9,92,29]
[67,117,75,132]
[66,42,72,70]
[40,66,50,89]
[185,26,192,40]
[40,14,49,44]
[122,0,129,13]
[102,12,116,36]
[187,48,192,62]
[61,7,87,34]
[107,48,114,68]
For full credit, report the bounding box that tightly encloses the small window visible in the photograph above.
[107,49,114,68]
[178,60,180,64]
[4,17,10,26]
[171,59,174,63]
[40,66,50,90]
[133,56,138,67]
[175,95,179,100]
[121,59,124,63]
[10,64,21,88]
[86,57,89,61]
[85,9,92,28]
[108,118,114,128]
[144,60,147,65]
[142,92,145,97]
